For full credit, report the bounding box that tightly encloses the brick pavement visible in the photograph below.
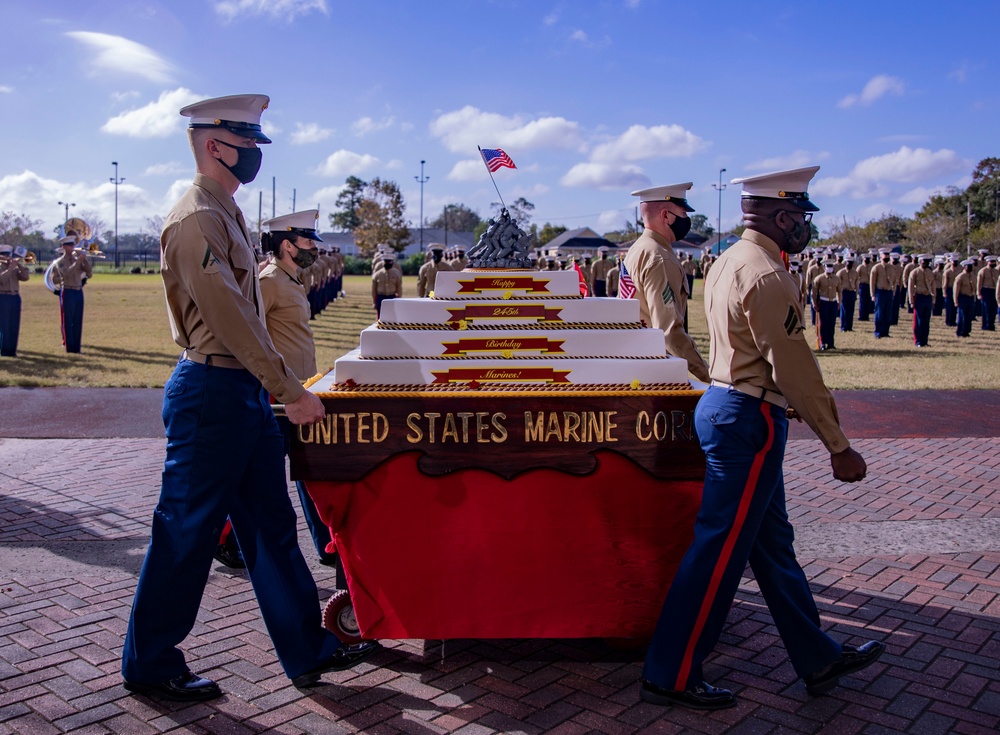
[1,435,999,734]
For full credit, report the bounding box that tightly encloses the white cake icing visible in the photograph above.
[431,269,580,298]
[329,268,691,388]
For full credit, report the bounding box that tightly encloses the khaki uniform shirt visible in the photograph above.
[160,173,304,404]
[944,265,958,291]
[452,255,469,270]
[259,258,317,382]
[0,260,30,294]
[902,262,917,289]
[788,271,805,305]
[682,259,697,277]
[856,261,870,284]
[954,271,976,299]
[813,272,841,304]
[702,260,714,280]
[417,259,452,297]
[870,261,896,291]
[607,265,619,296]
[838,267,860,292]
[908,266,936,299]
[373,267,403,296]
[622,229,709,382]
[933,268,944,291]
[977,266,999,295]
[51,252,92,290]
[805,261,823,295]
[705,230,849,454]
[592,257,615,283]
[888,261,903,288]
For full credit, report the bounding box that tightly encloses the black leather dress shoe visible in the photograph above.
[214,542,245,569]
[804,640,886,695]
[639,679,737,710]
[124,672,222,702]
[291,641,382,687]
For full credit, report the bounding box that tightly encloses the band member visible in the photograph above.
[0,245,30,357]
[51,234,93,353]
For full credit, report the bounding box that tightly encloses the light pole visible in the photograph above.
[110,162,125,269]
[415,160,429,251]
[712,168,727,254]
[57,201,76,229]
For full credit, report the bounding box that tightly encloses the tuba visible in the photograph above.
[45,217,102,292]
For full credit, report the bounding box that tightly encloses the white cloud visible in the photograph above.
[571,29,588,42]
[429,105,583,153]
[560,162,650,190]
[311,184,347,203]
[290,122,334,145]
[215,0,328,22]
[262,120,282,137]
[384,159,404,170]
[0,85,13,94]
[144,161,189,176]
[812,146,967,200]
[65,31,175,84]
[351,116,395,136]
[447,160,488,182]
[837,74,904,109]
[745,150,829,172]
[0,169,164,234]
[948,62,970,83]
[102,88,202,139]
[313,150,381,177]
[543,12,559,25]
[811,176,889,200]
[589,124,707,162]
[855,203,895,221]
[852,146,965,183]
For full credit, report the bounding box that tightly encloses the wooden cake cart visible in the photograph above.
[287,379,706,643]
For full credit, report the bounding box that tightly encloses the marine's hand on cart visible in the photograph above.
[785,406,803,422]
[285,391,326,425]
[830,446,866,483]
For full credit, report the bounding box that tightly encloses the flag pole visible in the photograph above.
[478,146,507,211]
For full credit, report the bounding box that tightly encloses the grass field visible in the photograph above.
[1,273,997,389]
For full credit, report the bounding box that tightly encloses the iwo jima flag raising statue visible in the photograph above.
[466,147,535,269]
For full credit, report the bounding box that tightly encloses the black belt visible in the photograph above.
[181,349,244,370]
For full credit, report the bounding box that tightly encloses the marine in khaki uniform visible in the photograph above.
[932,258,945,316]
[0,244,30,357]
[856,253,872,321]
[620,183,710,383]
[606,256,620,296]
[417,244,452,298]
[869,250,897,338]
[51,234,93,353]
[641,166,878,712]
[943,254,960,326]
[122,94,378,704]
[888,252,904,325]
[907,254,936,346]
[591,246,615,296]
[812,260,841,350]
[682,253,697,298]
[977,255,998,331]
[955,259,977,337]
[372,254,403,317]
[787,260,805,306]
[805,254,824,326]
[837,255,860,332]
[901,255,917,315]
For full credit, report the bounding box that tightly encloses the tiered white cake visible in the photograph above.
[325,269,690,388]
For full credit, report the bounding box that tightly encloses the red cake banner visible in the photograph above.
[440,337,566,355]
[446,304,564,322]
[430,367,572,384]
[456,276,551,293]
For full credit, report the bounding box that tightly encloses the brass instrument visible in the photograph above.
[0,248,34,265]
[62,218,105,259]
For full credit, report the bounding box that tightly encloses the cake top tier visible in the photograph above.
[431,269,582,299]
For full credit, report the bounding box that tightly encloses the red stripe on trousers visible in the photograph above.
[675,402,775,689]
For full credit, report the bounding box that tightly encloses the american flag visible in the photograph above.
[618,260,636,299]
[481,148,516,172]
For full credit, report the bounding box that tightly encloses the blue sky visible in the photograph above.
[1,0,996,241]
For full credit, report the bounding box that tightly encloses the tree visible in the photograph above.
[537,223,567,246]
[966,157,1000,226]
[491,197,535,228]
[904,214,966,254]
[352,177,411,258]
[429,203,481,232]
[0,211,51,256]
[603,221,640,244]
[690,214,714,237]
[329,176,367,232]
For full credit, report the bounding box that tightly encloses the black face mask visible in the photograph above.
[291,245,318,268]
[668,214,691,242]
[214,139,262,184]
[433,252,443,262]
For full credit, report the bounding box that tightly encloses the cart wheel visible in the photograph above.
[323,590,363,644]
